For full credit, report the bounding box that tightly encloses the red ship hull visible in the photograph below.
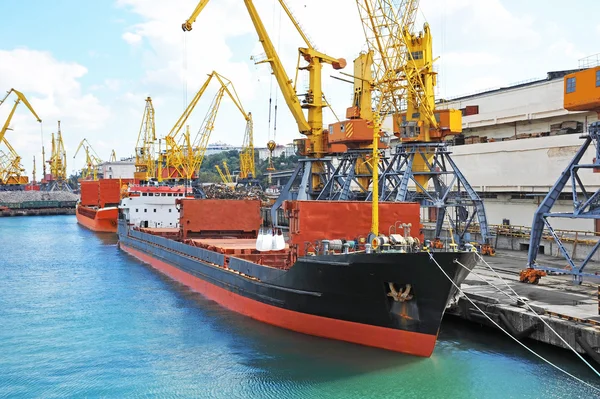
[76,205,118,233]
[120,242,438,357]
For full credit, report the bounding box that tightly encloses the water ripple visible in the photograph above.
[0,215,597,398]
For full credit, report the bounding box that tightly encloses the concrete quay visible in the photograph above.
[446,250,600,362]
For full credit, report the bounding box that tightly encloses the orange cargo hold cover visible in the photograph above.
[80,180,100,207]
[284,200,422,256]
[179,199,262,239]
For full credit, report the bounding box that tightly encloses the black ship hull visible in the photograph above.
[118,221,477,356]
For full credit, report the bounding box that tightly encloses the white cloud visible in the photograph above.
[122,31,142,44]
[0,48,110,177]
[6,0,599,182]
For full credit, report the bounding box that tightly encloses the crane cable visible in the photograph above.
[273,3,282,144]
[428,253,600,391]
[182,31,188,112]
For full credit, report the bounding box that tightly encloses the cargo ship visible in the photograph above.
[118,198,478,357]
[76,179,133,233]
[77,179,192,233]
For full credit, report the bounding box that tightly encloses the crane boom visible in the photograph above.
[0,88,42,122]
[244,1,310,134]
[135,97,156,181]
[74,138,102,180]
[0,88,42,185]
[183,0,346,160]
[162,71,253,181]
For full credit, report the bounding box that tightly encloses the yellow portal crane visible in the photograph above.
[0,140,28,185]
[183,0,346,190]
[356,1,489,249]
[48,121,68,182]
[239,113,255,179]
[135,97,156,181]
[0,88,42,185]
[160,71,250,181]
[74,138,103,180]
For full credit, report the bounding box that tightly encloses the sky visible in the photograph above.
[0,0,598,179]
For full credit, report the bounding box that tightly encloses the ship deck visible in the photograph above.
[189,238,289,255]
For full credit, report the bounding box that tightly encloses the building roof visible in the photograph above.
[437,69,582,104]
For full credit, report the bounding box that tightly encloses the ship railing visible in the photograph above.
[424,220,600,245]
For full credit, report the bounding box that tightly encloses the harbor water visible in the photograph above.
[1,216,598,398]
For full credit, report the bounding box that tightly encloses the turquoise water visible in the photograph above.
[0,215,598,398]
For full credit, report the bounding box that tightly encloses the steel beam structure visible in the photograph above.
[527,121,600,284]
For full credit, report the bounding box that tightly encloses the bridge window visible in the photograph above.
[411,51,423,60]
[597,70,600,87]
[142,193,147,197]
[566,77,576,93]
[169,209,172,213]
[135,209,138,212]
[144,209,147,213]
[153,209,156,213]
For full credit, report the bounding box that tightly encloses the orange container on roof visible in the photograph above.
[98,178,136,208]
[563,67,600,112]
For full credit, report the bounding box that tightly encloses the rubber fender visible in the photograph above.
[498,312,541,340]
[575,332,600,366]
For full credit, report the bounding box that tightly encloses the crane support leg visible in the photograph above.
[527,124,600,284]
[378,143,492,248]
[527,137,591,265]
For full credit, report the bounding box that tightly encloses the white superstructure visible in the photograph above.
[119,184,193,228]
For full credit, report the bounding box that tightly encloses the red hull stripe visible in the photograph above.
[76,208,117,233]
[121,243,437,357]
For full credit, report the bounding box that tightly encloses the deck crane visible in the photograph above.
[0,89,42,186]
[159,71,251,182]
[183,0,347,220]
[74,138,103,180]
[323,0,491,251]
[46,121,71,191]
[135,97,156,181]
[109,150,117,162]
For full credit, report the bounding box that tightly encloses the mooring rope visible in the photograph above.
[471,253,600,378]
[428,252,600,391]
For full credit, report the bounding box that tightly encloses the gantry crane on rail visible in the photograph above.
[74,138,103,181]
[358,0,492,251]
[158,71,252,184]
[315,1,491,250]
[0,88,42,187]
[134,97,157,181]
[524,66,600,284]
[183,0,346,220]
